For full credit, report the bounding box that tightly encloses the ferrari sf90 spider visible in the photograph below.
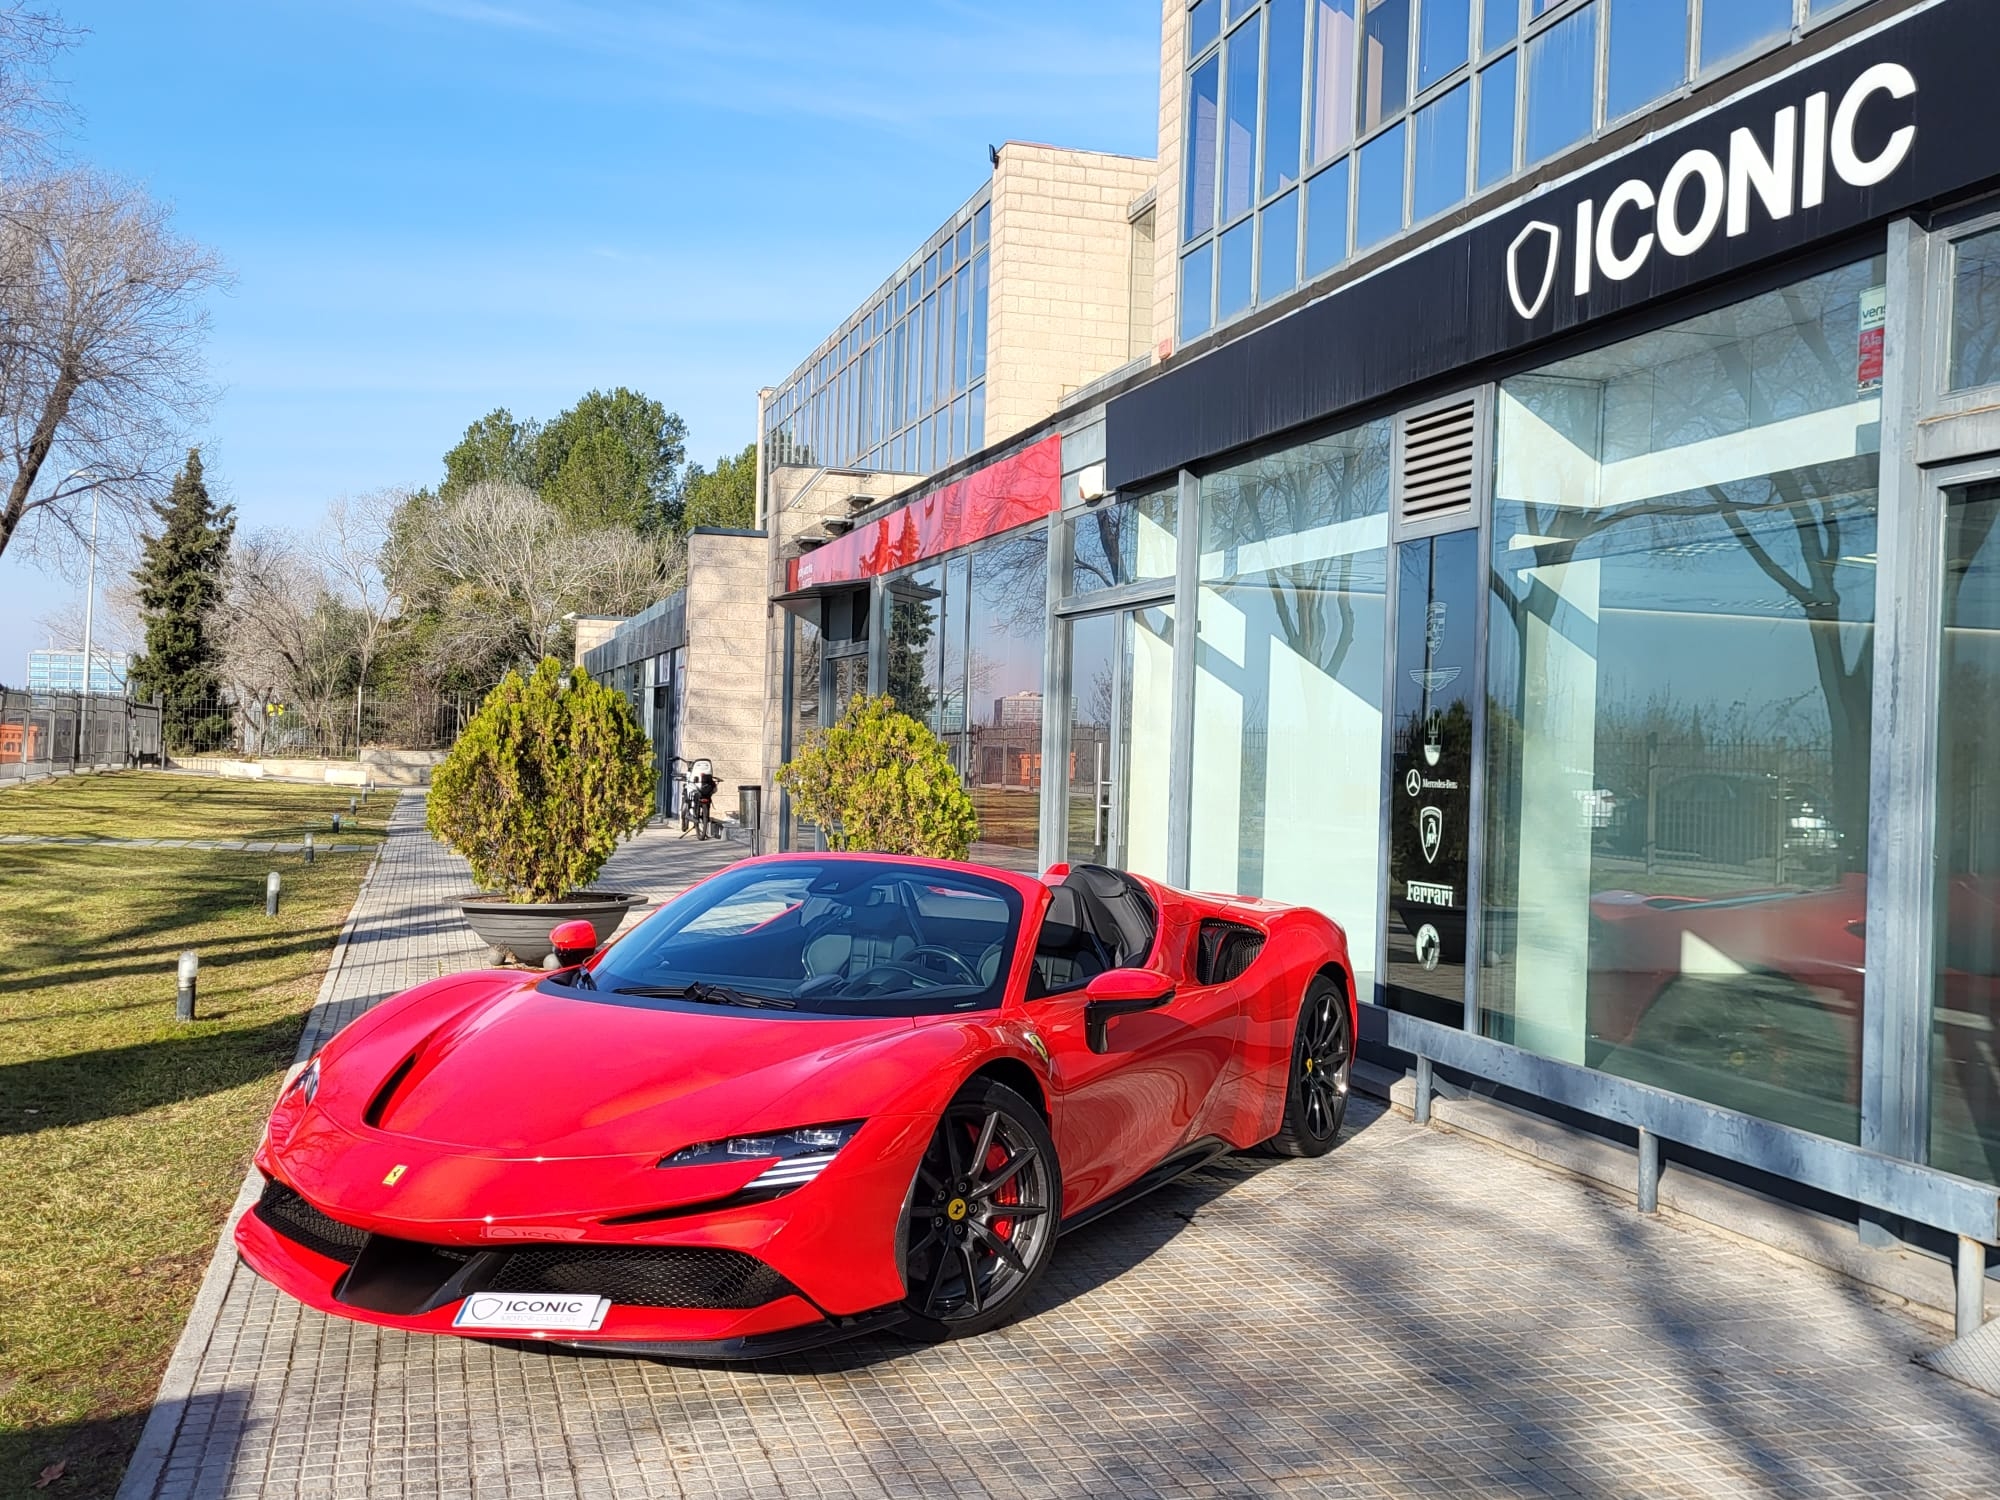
[239,856,1354,1357]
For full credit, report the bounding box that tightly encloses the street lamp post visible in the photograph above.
[68,468,100,772]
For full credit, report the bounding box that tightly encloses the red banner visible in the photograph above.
[788,433,1062,591]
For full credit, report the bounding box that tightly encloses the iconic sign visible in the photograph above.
[1505,63,1918,321]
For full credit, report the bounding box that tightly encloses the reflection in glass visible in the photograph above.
[1476,53,1516,189]
[1360,0,1411,134]
[1932,484,2000,1185]
[1524,1,1596,166]
[1261,189,1301,301]
[1187,55,1221,240]
[1191,420,1392,1000]
[1182,243,1216,341]
[1412,80,1469,222]
[1700,0,1789,70]
[1305,158,1351,277]
[1355,122,1406,249]
[1311,0,1358,164]
[1065,612,1117,867]
[1263,0,1308,199]
[887,567,942,728]
[967,530,1049,871]
[785,616,820,847]
[1482,256,1886,1143]
[1417,0,1470,92]
[1224,12,1263,224]
[1606,0,1688,122]
[967,384,985,455]
[969,250,989,381]
[1121,604,1178,880]
[1190,0,1222,56]
[1950,228,2000,393]
[1070,488,1179,598]
[940,555,970,757]
[1219,219,1256,320]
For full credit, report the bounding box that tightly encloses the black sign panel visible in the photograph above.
[1107,0,2000,488]
[1386,532,1478,1027]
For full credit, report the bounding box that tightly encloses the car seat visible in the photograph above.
[1030,884,1112,995]
[802,900,918,979]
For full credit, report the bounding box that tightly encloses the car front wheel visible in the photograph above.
[896,1077,1060,1342]
[1260,975,1351,1158]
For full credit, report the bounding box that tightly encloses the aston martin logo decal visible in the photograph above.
[382,1164,408,1187]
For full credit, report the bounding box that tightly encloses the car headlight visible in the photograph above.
[659,1122,862,1193]
[288,1058,321,1105]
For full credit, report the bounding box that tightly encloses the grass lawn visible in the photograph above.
[0,774,384,1498]
[0,770,389,845]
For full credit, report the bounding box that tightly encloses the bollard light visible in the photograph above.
[176,950,198,1020]
[304,832,315,864]
[266,870,281,917]
[332,812,342,833]
[348,795,358,815]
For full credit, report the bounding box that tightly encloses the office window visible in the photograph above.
[1304,157,1350,276]
[1481,0,1518,50]
[1261,188,1301,300]
[1311,0,1358,164]
[1701,0,1790,70]
[1606,0,1687,122]
[1263,0,1308,199]
[1187,54,1222,240]
[1354,121,1406,249]
[1182,243,1216,340]
[1412,80,1470,221]
[968,250,989,381]
[1524,1,1596,165]
[1417,0,1471,92]
[1476,52,1516,187]
[1219,219,1256,319]
[1223,11,1264,224]
[1190,0,1222,56]
[1360,0,1411,134]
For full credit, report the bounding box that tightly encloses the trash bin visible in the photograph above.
[737,784,762,855]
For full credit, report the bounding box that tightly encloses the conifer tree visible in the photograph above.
[130,449,234,748]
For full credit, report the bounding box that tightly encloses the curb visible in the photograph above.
[113,808,396,1500]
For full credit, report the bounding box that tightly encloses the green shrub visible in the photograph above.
[778,694,979,860]
[427,658,656,901]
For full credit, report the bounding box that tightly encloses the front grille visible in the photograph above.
[255,1179,369,1265]
[256,1178,796,1311]
[486,1246,796,1309]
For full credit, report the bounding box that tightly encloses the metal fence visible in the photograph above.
[0,689,163,783]
[161,690,476,760]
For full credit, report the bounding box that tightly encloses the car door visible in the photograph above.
[1026,884,1241,1215]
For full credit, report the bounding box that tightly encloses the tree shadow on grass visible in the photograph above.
[0,1013,303,1135]
[1,1404,151,1500]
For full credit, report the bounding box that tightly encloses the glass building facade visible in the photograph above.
[764,197,990,477]
[1179,0,1873,339]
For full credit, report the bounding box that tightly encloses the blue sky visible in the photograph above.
[7,0,1159,674]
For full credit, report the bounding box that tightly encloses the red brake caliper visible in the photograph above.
[985,1142,1017,1239]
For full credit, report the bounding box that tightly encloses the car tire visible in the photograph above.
[1259,975,1351,1158]
[897,1078,1062,1342]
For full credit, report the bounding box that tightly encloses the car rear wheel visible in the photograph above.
[897,1078,1060,1342]
[1260,976,1350,1158]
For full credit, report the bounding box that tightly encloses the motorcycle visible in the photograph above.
[673,756,718,840]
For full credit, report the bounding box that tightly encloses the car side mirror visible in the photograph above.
[1082,967,1176,1053]
[549,918,600,968]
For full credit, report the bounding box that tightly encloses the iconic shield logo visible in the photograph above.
[1420,805,1444,863]
[1507,220,1562,321]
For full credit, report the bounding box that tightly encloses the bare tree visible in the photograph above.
[0,169,225,564]
[314,491,403,744]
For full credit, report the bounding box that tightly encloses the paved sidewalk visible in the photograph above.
[120,797,2000,1499]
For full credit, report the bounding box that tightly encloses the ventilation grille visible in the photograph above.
[1196,920,1266,986]
[1398,397,1479,524]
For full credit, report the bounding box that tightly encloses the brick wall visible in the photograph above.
[1153,0,1184,362]
[683,531,768,803]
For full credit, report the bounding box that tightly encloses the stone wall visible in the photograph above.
[684,530,770,815]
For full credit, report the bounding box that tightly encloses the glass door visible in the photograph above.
[1061,604,1177,876]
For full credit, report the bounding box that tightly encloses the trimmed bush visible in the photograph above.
[778,694,979,860]
[427,658,656,901]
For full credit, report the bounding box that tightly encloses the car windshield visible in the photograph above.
[549,859,1023,1018]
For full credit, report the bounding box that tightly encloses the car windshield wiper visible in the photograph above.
[611,981,796,1010]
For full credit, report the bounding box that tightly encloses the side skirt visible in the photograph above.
[1057,1137,1232,1238]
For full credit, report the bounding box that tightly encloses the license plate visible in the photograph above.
[452,1293,610,1332]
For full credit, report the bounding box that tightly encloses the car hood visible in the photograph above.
[326,978,923,1158]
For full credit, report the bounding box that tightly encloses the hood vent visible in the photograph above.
[362,1050,421,1130]
[1396,394,1480,528]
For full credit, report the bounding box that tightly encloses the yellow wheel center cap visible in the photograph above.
[947,1198,968,1222]
[1305,1058,1315,1073]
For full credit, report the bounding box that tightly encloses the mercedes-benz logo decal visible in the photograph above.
[1507,220,1562,321]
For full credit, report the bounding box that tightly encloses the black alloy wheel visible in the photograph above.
[1261,975,1351,1158]
[897,1078,1061,1342]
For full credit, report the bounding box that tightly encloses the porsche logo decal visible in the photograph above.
[382,1164,408,1187]
[946,1197,968,1222]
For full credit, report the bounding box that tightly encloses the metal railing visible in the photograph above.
[160,690,475,761]
[0,688,161,782]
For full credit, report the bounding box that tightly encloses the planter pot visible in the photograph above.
[458,891,643,966]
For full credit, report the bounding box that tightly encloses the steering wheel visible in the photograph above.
[905,945,982,987]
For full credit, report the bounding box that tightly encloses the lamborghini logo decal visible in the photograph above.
[382,1164,407,1187]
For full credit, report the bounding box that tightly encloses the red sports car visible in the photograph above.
[239,856,1354,1358]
